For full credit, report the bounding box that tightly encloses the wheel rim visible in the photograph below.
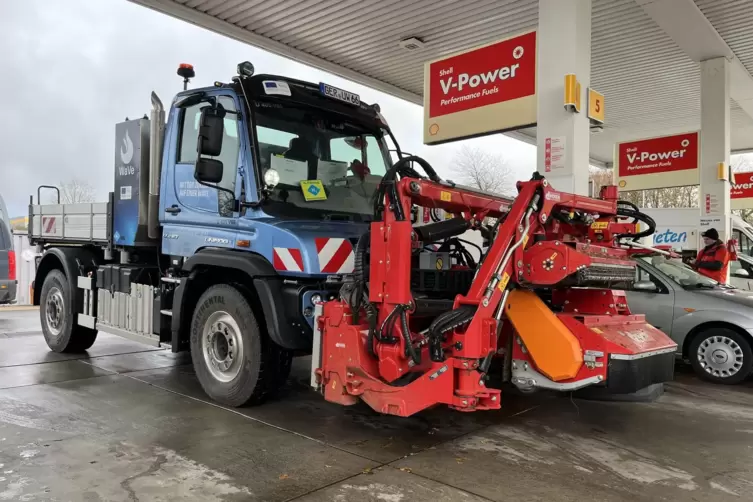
[45,287,65,336]
[697,335,745,379]
[202,311,244,383]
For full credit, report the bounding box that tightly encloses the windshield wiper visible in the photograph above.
[684,283,716,289]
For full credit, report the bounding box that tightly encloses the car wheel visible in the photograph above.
[689,327,753,384]
[190,284,290,407]
[40,269,97,353]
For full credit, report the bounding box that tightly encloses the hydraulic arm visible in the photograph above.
[313,163,677,417]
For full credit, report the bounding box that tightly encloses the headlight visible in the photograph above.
[264,169,280,188]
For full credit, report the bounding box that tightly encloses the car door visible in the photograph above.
[625,263,676,335]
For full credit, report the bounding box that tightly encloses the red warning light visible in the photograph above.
[177,63,195,79]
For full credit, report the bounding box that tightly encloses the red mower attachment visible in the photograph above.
[312,160,677,417]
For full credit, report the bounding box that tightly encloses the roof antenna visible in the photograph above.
[177,64,195,91]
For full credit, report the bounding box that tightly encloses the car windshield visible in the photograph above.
[253,102,389,220]
[638,255,719,288]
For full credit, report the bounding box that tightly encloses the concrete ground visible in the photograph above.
[1,308,752,501]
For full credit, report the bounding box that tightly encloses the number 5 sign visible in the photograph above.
[587,88,605,124]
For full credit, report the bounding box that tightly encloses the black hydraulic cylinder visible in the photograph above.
[414,217,470,243]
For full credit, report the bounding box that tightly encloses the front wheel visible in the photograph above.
[689,328,753,384]
[190,284,291,407]
[40,269,97,353]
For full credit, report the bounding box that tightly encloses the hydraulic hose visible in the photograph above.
[400,307,421,365]
[374,155,442,220]
[615,204,656,241]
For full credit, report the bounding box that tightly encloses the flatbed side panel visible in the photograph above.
[29,201,110,244]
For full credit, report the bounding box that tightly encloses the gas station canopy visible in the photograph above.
[131,0,753,167]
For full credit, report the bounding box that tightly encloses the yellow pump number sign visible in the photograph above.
[587,88,605,124]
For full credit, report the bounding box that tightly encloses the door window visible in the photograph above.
[632,266,669,294]
[175,96,240,215]
[330,135,389,177]
[734,230,753,257]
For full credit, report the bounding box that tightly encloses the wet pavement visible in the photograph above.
[1,308,752,501]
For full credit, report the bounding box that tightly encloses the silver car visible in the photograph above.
[627,254,753,385]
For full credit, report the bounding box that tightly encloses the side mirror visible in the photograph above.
[195,158,223,184]
[633,280,658,292]
[197,105,225,157]
[733,268,750,278]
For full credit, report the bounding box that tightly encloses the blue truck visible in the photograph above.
[29,63,403,406]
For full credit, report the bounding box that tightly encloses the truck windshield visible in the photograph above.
[253,103,389,220]
[638,255,719,288]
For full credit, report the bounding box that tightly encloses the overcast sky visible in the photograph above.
[0,0,537,218]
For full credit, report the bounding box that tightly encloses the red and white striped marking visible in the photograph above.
[316,238,354,274]
[42,216,57,234]
[273,247,304,272]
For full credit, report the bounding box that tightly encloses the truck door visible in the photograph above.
[161,92,244,255]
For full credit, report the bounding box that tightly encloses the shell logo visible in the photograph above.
[619,180,627,188]
[429,123,440,136]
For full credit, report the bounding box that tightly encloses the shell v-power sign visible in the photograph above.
[423,31,537,144]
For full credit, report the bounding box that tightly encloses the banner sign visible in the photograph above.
[732,170,753,209]
[423,31,537,144]
[614,132,699,191]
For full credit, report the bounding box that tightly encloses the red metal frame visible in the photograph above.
[315,176,677,416]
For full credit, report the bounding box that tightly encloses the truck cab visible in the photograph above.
[30,64,398,406]
[155,73,393,349]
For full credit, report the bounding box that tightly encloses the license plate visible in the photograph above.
[319,83,360,106]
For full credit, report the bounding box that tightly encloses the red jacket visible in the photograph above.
[694,241,730,283]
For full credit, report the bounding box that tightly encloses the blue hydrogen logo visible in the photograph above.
[308,185,321,196]
[114,231,121,242]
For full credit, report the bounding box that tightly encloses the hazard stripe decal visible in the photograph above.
[42,216,56,233]
[315,238,355,274]
[273,248,304,272]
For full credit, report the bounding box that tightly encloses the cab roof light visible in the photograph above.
[177,63,196,91]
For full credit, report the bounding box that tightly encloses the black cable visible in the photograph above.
[427,306,476,362]
[374,155,442,220]
[365,300,378,358]
[615,206,656,241]
[379,305,401,343]
[400,307,421,365]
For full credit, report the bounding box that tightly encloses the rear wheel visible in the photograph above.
[689,328,753,384]
[190,284,291,407]
[40,269,97,352]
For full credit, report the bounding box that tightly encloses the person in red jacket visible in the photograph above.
[692,228,730,283]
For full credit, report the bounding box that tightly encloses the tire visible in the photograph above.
[190,284,291,407]
[689,327,753,385]
[40,269,97,353]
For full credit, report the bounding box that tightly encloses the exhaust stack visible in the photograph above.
[148,92,165,240]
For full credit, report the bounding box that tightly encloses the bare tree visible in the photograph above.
[588,167,699,207]
[588,167,613,195]
[55,179,96,204]
[452,145,513,196]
